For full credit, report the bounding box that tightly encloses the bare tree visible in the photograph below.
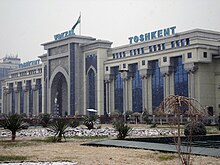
[156,95,207,165]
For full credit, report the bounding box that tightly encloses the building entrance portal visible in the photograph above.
[51,72,68,116]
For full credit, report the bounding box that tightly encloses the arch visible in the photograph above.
[49,66,69,116]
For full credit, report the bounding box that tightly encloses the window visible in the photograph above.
[186,38,190,45]
[133,49,136,55]
[176,40,180,47]
[187,52,192,58]
[158,44,161,51]
[116,53,118,58]
[123,63,126,68]
[181,39,185,46]
[142,60,145,66]
[123,52,126,57]
[113,54,115,59]
[130,50,133,56]
[163,57,167,62]
[153,45,157,51]
[119,52,122,58]
[171,41,175,48]
[203,52,207,58]
[141,47,144,54]
[162,43,166,50]
[149,46,152,52]
[137,48,140,54]
[106,66,109,71]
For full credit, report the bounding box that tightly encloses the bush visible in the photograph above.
[39,113,51,127]
[113,120,132,139]
[83,115,97,130]
[184,121,206,136]
[69,119,80,128]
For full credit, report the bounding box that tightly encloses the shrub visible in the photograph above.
[39,113,51,127]
[69,119,80,128]
[83,115,97,130]
[184,121,206,136]
[47,118,69,142]
[113,120,132,139]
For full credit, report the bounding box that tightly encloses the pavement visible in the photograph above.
[83,139,220,157]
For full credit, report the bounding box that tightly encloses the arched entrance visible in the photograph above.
[51,72,68,116]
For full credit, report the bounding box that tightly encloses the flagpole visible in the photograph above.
[79,11,81,35]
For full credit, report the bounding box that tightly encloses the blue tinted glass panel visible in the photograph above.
[88,69,96,109]
[150,60,164,111]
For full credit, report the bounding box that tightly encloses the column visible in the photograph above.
[139,69,151,113]
[160,66,172,97]
[32,85,39,116]
[120,71,129,114]
[14,86,20,114]
[184,63,198,98]
[105,74,113,115]
[23,85,29,117]
[3,88,9,114]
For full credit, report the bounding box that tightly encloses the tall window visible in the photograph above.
[150,60,164,111]
[88,69,96,109]
[113,67,123,113]
[130,63,142,112]
[173,56,188,96]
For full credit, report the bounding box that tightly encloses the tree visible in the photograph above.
[48,118,69,142]
[0,114,29,141]
[39,113,51,127]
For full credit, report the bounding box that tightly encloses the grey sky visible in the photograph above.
[0,0,220,62]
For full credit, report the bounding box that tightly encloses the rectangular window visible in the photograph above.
[123,52,126,57]
[113,54,115,58]
[162,43,166,50]
[158,44,161,51]
[141,47,144,54]
[142,60,145,66]
[186,38,190,45]
[181,39,185,46]
[171,41,175,48]
[106,66,108,71]
[149,46,152,52]
[153,45,157,51]
[176,40,180,47]
[123,63,126,68]
[163,57,167,62]
[119,52,122,58]
[130,50,133,56]
[133,49,136,55]
[137,48,140,54]
[116,53,118,58]
[203,52,207,58]
[187,52,192,58]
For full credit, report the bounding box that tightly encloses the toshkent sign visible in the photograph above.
[128,26,176,44]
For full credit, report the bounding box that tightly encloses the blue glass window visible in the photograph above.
[187,52,192,58]
[176,40,180,47]
[181,39,185,46]
[130,64,142,112]
[123,52,126,57]
[130,50,133,56]
[173,56,188,97]
[70,43,75,115]
[133,49,136,55]
[141,47,144,54]
[88,69,96,109]
[163,57,167,62]
[158,44,161,51]
[150,60,164,111]
[149,46,152,52]
[186,38,190,45]
[162,43,166,50]
[113,67,123,113]
[116,53,118,59]
[171,41,175,48]
[142,60,145,66]
[119,52,122,58]
[153,45,157,51]
[123,63,126,68]
[137,48,140,54]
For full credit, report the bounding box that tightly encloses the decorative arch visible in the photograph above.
[49,66,69,116]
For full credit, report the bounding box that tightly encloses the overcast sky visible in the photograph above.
[1,0,220,62]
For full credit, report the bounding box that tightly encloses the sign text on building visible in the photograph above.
[19,59,41,68]
[128,26,176,44]
[54,29,75,41]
